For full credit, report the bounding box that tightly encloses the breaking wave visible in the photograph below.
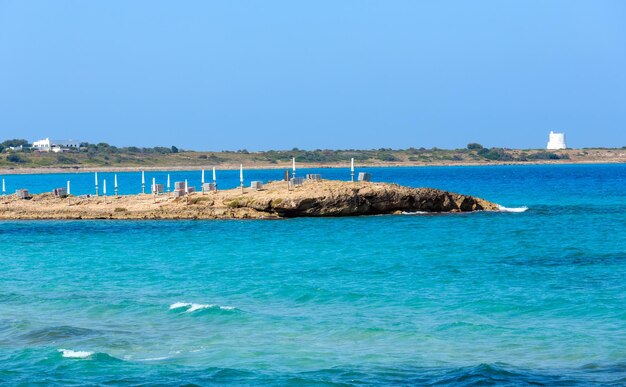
[58,349,94,359]
[169,302,192,310]
[169,302,236,313]
[497,205,529,213]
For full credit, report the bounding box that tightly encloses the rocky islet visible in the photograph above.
[0,180,499,220]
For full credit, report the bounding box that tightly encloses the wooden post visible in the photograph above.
[285,170,291,191]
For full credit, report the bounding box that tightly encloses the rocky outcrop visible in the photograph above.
[0,180,498,220]
[244,181,497,217]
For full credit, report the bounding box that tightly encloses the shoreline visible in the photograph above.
[1,159,624,175]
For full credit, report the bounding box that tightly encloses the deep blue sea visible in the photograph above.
[1,164,625,385]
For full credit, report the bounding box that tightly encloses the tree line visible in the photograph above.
[0,139,180,154]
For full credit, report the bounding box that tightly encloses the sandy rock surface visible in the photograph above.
[0,180,498,220]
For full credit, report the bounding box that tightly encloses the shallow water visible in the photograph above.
[1,164,625,385]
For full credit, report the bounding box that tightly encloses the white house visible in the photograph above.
[32,138,80,152]
[547,131,566,150]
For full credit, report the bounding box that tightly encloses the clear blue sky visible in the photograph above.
[1,1,625,150]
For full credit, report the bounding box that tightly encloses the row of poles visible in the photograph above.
[92,167,219,197]
[289,157,356,180]
[1,158,359,198]
[88,166,232,197]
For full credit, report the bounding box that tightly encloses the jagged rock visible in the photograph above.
[248,181,497,217]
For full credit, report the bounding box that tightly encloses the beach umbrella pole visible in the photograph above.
[185,179,189,204]
[240,164,244,194]
[351,158,355,182]
[152,177,157,203]
[213,167,217,193]
[201,169,205,194]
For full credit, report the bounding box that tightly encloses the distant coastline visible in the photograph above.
[1,158,625,175]
[0,147,624,175]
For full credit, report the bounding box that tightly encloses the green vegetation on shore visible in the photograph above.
[1,139,622,170]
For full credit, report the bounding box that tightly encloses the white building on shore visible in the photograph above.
[32,138,80,152]
[547,131,566,150]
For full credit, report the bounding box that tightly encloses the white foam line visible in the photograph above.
[170,302,236,313]
[169,302,192,310]
[58,349,94,359]
[497,205,529,213]
[186,303,216,312]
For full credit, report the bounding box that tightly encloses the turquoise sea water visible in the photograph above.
[1,164,625,385]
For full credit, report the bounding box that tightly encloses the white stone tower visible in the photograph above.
[547,131,566,150]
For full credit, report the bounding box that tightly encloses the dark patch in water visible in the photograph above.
[19,325,99,344]
[291,363,626,385]
[504,252,626,268]
[2,360,626,385]
[0,292,26,303]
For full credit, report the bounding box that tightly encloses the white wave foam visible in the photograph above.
[169,302,236,313]
[186,303,214,312]
[169,302,192,310]
[58,349,94,359]
[497,205,529,213]
[401,211,430,215]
